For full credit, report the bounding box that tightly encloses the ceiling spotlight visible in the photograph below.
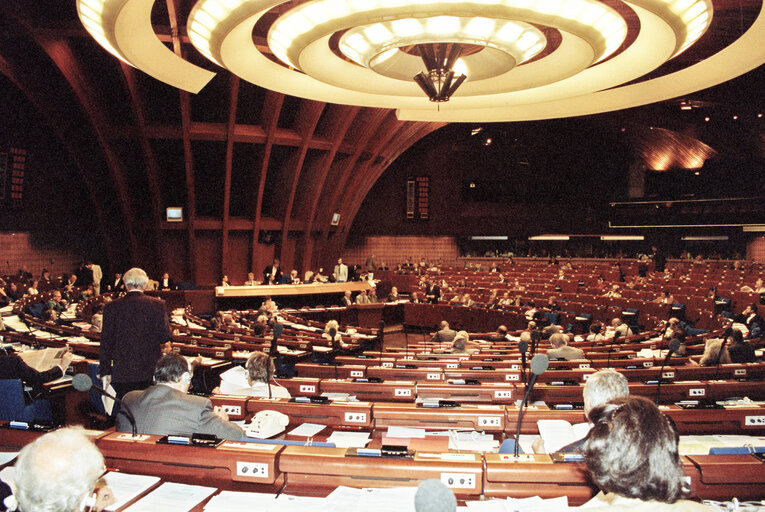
[704,116,710,121]
[413,43,467,102]
[484,138,492,146]
[758,113,763,118]
[733,115,738,120]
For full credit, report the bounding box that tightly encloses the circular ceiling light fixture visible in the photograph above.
[82,0,763,122]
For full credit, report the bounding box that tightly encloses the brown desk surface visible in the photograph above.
[215,282,372,298]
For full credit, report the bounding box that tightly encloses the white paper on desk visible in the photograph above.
[358,486,417,512]
[536,420,590,454]
[204,490,277,512]
[102,472,160,511]
[274,494,335,512]
[0,467,16,494]
[0,452,18,466]
[466,500,512,512]
[387,426,426,438]
[325,486,363,510]
[507,495,568,512]
[288,422,326,437]
[121,482,216,512]
[326,431,370,448]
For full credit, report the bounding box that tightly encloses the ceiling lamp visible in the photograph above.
[413,44,467,102]
[75,0,215,93]
[77,0,765,123]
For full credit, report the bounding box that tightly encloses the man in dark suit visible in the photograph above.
[99,267,172,399]
[117,354,243,440]
[262,259,282,285]
[424,279,441,304]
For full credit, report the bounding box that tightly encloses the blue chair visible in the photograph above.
[0,379,52,423]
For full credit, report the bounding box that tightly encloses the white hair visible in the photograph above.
[123,267,149,290]
[15,427,104,512]
[583,369,629,410]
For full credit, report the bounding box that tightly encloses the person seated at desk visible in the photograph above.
[157,272,174,291]
[728,329,756,363]
[586,323,605,342]
[611,318,633,338]
[387,286,400,302]
[581,396,713,511]
[450,331,475,354]
[244,272,258,286]
[431,320,457,343]
[737,304,763,340]
[694,338,731,366]
[355,289,371,304]
[532,368,629,454]
[220,274,231,287]
[12,427,115,512]
[45,290,68,315]
[0,347,73,387]
[546,332,585,360]
[487,325,508,342]
[653,289,674,304]
[117,353,244,440]
[217,351,290,398]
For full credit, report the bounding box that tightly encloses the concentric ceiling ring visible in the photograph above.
[77,0,765,123]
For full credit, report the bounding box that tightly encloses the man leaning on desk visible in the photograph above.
[116,353,244,440]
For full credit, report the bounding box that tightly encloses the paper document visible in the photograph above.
[273,494,334,512]
[204,490,277,512]
[326,431,370,448]
[102,472,160,511]
[0,452,18,466]
[536,420,590,454]
[122,482,216,512]
[386,426,426,438]
[18,347,67,372]
[288,423,326,437]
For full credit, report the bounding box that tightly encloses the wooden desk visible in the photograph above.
[416,382,517,404]
[279,445,484,498]
[373,402,507,433]
[483,453,594,504]
[244,398,374,429]
[97,431,284,492]
[215,282,372,298]
[319,379,417,402]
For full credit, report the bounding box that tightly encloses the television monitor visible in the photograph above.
[166,207,183,222]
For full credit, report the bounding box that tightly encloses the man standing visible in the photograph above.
[100,267,172,399]
[117,354,243,440]
[334,258,348,283]
[88,261,103,295]
[424,279,440,304]
[262,259,282,284]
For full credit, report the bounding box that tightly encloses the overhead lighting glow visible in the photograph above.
[600,235,645,241]
[681,236,729,241]
[529,235,570,240]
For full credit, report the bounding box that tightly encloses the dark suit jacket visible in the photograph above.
[117,385,244,440]
[262,265,282,284]
[158,278,175,291]
[425,284,441,304]
[99,291,171,383]
[0,355,65,387]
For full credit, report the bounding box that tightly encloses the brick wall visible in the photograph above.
[0,232,82,278]
[342,236,458,268]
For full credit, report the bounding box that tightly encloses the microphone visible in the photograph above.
[654,339,681,405]
[530,330,541,357]
[713,327,733,380]
[514,354,549,457]
[378,320,385,370]
[72,373,138,437]
[518,339,529,386]
[606,331,621,368]
[329,327,339,379]
[414,479,457,512]
[269,322,284,357]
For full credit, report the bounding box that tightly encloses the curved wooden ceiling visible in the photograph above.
[0,0,761,282]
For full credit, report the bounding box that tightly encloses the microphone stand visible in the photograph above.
[655,340,680,405]
[713,329,732,381]
[606,332,620,368]
[74,374,138,437]
[513,355,549,457]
